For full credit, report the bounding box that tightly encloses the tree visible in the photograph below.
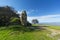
[10,17,21,25]
[32,19,39,24]
[0,6,20,26]
[20,10,27,26]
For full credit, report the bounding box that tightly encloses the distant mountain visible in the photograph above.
[40,22,60,26]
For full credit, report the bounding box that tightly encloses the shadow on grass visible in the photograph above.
[0,25,48,33]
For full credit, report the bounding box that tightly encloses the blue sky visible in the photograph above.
[0,0,60,23]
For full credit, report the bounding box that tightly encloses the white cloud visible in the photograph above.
[17,10,60,23]
[17,10,33,14]
[17,9,38,14]
[17,11,22,14]
[27,14,60,23]
[26,9,38,14]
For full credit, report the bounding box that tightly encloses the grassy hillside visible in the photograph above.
[0,25,60,40]
[48,26,60,30]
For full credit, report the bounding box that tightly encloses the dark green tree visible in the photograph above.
[32,19,39,24]
[0,6,20,26]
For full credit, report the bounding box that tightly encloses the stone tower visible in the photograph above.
[20,10,27,26]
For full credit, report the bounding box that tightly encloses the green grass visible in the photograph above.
[0,29,54,40]
[0,25,59,40]
[32,24,41,26]
[48,26,60,30]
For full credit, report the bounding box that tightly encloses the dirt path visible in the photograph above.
[37,26,60,40]
[44,27,60,37]
[43,27,60,40]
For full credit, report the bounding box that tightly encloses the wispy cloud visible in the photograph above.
[17,9,38,15]
[17,10,35,14]
[27,14,60,23]
[27,10,38,14]
[18,10,60,23]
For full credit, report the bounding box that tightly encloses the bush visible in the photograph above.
[0,6,19,26]
[10,17,21,25]
[27,22,32,26]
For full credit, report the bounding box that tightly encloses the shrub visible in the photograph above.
[27,22,32,26]
[0,6,20,26]
[10,17,21,25]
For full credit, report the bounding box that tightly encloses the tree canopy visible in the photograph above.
[0,6,20,26]
[32,19,39,24]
